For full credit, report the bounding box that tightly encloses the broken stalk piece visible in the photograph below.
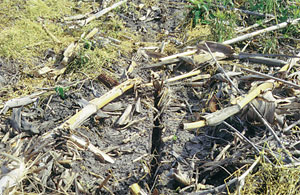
[42,79,139,140]
[60,79,138,130]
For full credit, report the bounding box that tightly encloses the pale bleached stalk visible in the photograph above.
[60,79,137,130]
[0,154,26,194]
[223,18,300,45]
[159,50,197,61]
[78,0,127,26]
[143,70,202,87]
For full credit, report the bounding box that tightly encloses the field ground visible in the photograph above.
[1,0,300,194]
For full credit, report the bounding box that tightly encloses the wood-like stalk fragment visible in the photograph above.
[85,28,99,39]
[235,54,287,67]
[165,70,202,83]
[159,50,197,61]
[237,82,276,108]
[97,72,119,88]
[141,59,179,69]
[98,174,111,190]
[237,17,275,33]
[189,74,211,81]
[183,43,292,130]
[143,70,202,87]
[70,134,114,163]
[61,42,77,65]
[130,183,147,195]
[135,97,142,113]
[60,79,137,130]
[223,18,300,45]
[183,120,206,130]
[183,82,277,130]
[78,0,127,26]
[42,24,61,43]
[242,68,300,89]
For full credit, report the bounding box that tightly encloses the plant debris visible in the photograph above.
[1,0,300,194]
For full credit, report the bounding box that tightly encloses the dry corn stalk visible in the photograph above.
[143,70,202,87]
[183,63,292,130]
[70,134,114,163]
[77,0,127,26]
[60,79,138,130]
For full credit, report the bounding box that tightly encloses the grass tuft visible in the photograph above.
[241,159,300,194]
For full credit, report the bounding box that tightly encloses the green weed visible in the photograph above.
[187,0,300,52]
[187,0,237,42]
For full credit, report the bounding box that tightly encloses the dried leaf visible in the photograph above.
[97,73,119,88]
[208,95,218,112]
[197,41,234,56]
[145,50,167,58]
[244,98,275,124]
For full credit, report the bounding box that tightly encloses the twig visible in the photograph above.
[165,70,202,84]
[141,59,179,69]
[98,174,112,190]
[188,177,238,195]
[238,52,300,59]
[223,18,300,45]
[143,70,202,87]
[42,24,61,44]
[242,67,300,89]
[78,0,127,26]
[236,156,261,194]
[187,157,260,195]
[69,134,114,163]
[214,4,274,18]
[159,50,197,61]
[235,54,287,67]
[283,119,300,132]
[42,79,138,141]
[204,42,239,92]
[214,143,231,162]
[223,121,272,164]
[64,13,90,21]
[237,17,275,34]
[207,43,293,160]
[119,117,147,130]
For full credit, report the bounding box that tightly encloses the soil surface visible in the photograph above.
[1,0,300,195]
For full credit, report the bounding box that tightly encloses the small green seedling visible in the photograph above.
[173,135,178,141]
[55,86,66,99]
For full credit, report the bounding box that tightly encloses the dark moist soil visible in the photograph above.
[1,1,299,195]
[0,1,208,194]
